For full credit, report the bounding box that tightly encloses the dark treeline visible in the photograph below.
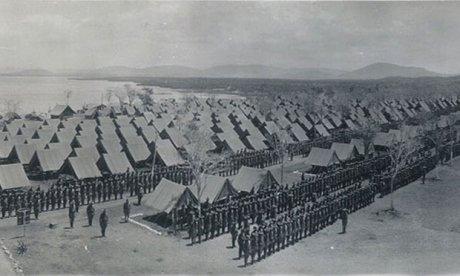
[78,75,460,99]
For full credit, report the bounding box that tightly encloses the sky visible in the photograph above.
[1,1,460,74]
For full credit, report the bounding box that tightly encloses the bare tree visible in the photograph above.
[386,126,421,210]
[63,89,73,105]
[418,112,445,179]
[267,126,290,186]
[249,94,276,118]
[137,87,155,106]
[124,84,138,105]
[105,89,114,105]
[445,113,457,165]
[113,89,126,106]
[181,122,229,217]
[355,118,380,159]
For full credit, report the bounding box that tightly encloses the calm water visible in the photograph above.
[0,76,242,114]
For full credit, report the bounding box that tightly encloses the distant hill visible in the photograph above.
[339,62,445,80]
[75,64,346,80]
[1,63,451,81]
[1,69,54,76]
[202,64,346,80]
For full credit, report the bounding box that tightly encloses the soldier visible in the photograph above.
[75,191,80,213]
[210,209,216,239]
[237,228,244,259]
[123,199,131,222]
[62,188,67,209]
[97,182,102,202]
[119,181,124,199]
[87,202,95,226]
[189,218,197,245]
[108,181,113,201]
[197,215,203,244]
[1,195,6,219]
[33,197,40,219]
[7,193,13,217]
[230,222,237,248]
[69,200,76,228]
[45,189,51,211]
[56,189,62,209]
[102,182,108,202]
[50,189,56,210]
[242,231,249,267]
[257,226,264,260]
[137,187,143,206]
[111,180,117,200]
[99,209,109,237]
[81,183,86,205]
[204,213,211,240]
[216,208,222,236]
[339,208,348,234]
[250,227,258,264]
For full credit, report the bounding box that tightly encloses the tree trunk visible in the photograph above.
[390,172,397,211]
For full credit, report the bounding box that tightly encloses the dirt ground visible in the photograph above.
[1,159,460,274]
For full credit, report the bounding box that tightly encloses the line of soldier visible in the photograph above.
[0,170,154,219]
[185,154,390,244]
[187,149,434,251]
[236,182,377,266]
[234,150,438,266]
[376,153,438,196]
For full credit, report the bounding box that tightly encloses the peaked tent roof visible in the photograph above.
[0,141,14,159]
[31,148,66,172]
[155,139,186,167]
[305,147,340,167]
[350,138,375,156]
[124,142,151,163]
[189,174,238,203]
[97,152,134,174]
[49,105,75,117]
[143,178,198,214]
[12,144,39,165]
[330,142,359,161]
[231,166,269,193]
[65,157,102,179]
[97,139,123,155]
[0,163,31,189]
[74,146,101,162]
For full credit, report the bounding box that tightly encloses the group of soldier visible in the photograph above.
[184,148,436,266]
[185,154,388,244]
[234,181,376,266]
[0,170,154,220]
[66,198,110,237]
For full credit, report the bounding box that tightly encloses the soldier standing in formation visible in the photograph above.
[68,200,76,228]
[99,209,108,237]
[123,199,131,222]
[339,208,348,234]
[86,202,95,226]
[137,187,143,206]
